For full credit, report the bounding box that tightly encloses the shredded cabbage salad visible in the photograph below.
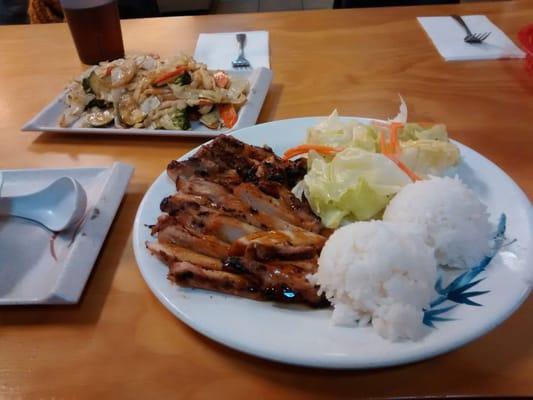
[292,102,460,228]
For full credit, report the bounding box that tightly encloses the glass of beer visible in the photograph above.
[61,0,125,65]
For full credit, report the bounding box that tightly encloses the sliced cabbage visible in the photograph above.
[399,139,460,176]
[306,110,379,152]
[302,148,411,228]
[399,123,449,141]
[306,110,460,177]
[388,94,408,124]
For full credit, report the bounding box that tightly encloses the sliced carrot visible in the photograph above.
[282,144,343,160]
[153,65,188,86]
[219,104,238,129]
[214,71,230,88]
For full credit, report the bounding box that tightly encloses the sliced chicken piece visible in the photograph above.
[188,135,307,188]
[229,230,326,261]
[176,176,245,213]
[258,180,317,219]
[194,135,275,165]
[173,178,301,231]
[170,207,260,243]
[169,261,262,300]
[147,240,222,271]
[254,155,307,188]
[160,192,212,213]
[167,157,241,187]
[233,183,322,233]
[222,256,327,307]
[271,258,318,272]
[248,243,316,261]
[154,216,230,259]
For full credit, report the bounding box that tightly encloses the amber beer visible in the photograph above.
[61,0,124,65]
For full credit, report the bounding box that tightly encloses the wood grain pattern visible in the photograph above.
[0,1,531,398]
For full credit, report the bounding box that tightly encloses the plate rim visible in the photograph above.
[132,116,532,368]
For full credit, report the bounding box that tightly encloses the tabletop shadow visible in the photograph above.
[30,131,206,149]
[0,191,143,326]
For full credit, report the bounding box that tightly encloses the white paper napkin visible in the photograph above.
[418,15,525,61]
[194,31,270,70]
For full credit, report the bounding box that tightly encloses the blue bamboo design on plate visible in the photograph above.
[423,214,508,328]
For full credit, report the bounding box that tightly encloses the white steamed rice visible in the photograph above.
[383,176,492,269]
[310,221,437,341]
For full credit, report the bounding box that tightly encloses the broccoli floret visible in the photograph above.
[173,72,192,86]
[171,109,190,130]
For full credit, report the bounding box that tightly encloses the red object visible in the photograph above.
[518,25,533,73]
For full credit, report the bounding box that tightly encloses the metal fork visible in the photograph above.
[232,33,251,68]
[451,15,491,44]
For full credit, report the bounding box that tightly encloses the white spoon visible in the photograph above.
[0,176,87,232]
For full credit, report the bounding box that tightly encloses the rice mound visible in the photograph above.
[383,176,492,269]
[311,221,437,341]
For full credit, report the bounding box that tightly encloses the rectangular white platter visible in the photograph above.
[22,67,273,138]
[0,162,133,305]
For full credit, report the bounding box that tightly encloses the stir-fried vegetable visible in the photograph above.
[59,54,249,130]
[174,73,192,86]
[153,66,188,87]
[171,109,191,130]
[218,104,238,129]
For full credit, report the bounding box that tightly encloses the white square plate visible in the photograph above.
[0,162,133,305]
[22,68,273,138]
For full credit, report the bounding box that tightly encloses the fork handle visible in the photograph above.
[236,33,246,56]
[451,15,474,37]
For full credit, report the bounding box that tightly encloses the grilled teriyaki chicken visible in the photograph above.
[147,135,328,307]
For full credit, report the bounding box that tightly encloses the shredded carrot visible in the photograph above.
[379,131,389,155]
[389,122,403,154]
[387,154,421,182]
[219,104,238,129]
[282,144,343,160]
[153,65,188,86]
[379,130,419,181]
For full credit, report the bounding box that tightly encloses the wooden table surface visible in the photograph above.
[1,1,532,398]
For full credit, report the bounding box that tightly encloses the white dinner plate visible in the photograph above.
[132,117,532,368]
[22,67,272,138]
